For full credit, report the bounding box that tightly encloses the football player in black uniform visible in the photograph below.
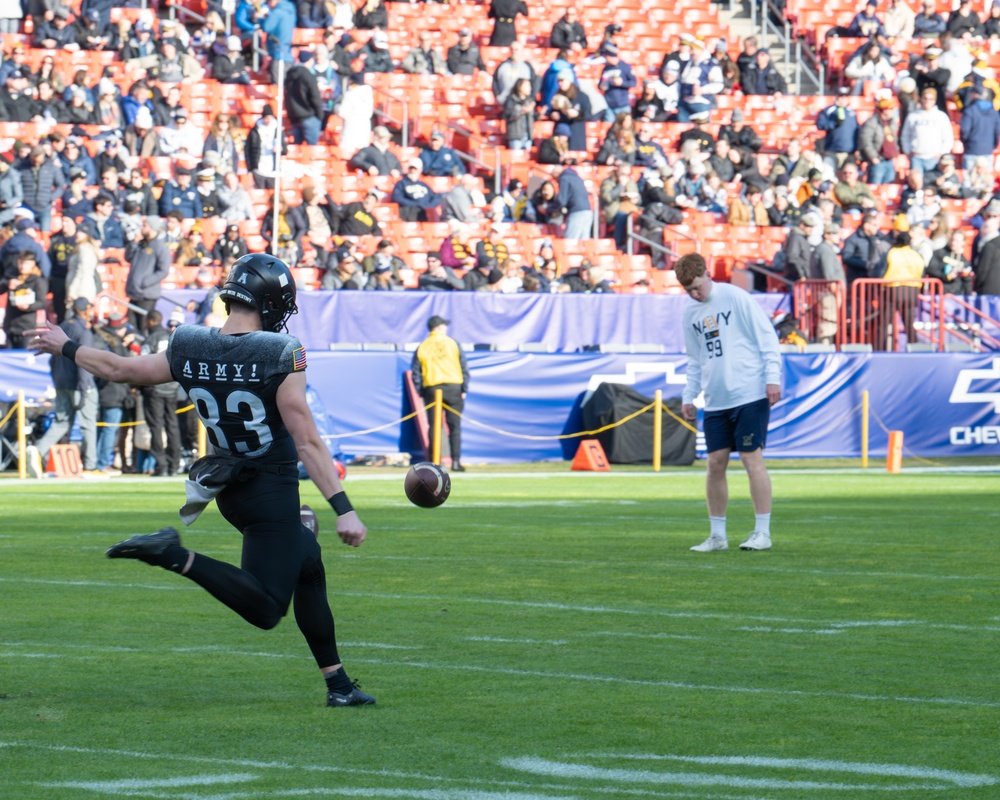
[28,253,375,707]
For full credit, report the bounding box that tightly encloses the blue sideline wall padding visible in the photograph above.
[159,290,793,353]
[4,351,999,462]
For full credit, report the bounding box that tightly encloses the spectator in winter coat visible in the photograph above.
[502,78,537,150]
[334,191,383,237]
[488,0,528,47]
[740,48,786,96]
[537,122,572,165]
[0,153,22,226]
[884,0,916,39]
[285,50,325,144]
[597,43,637,122]
[548,76,593,151]
[912,48,950,110]
[125,216,171,334]
[401,31,448,75]
[927,230,974,294]
[354,0,387,30]
[349,126,402,176]
[677,40,724,121]
[717,107,762,153]
[782,212,817,282]
[848,1,885,38]
[554,162,593,240]
[959,86,1000,173]
[858,98,900,185]
[80,195,125,248]
[816,92,859,170]
[842,209,891,284]
[550,7,586,52]
[391,160,443,222]
[901,87,955,174]
[418,251,465,291]
[844,40,896,94]
[2,251,47,349]
[634,122,669,170]
[419,130,466,177]
[914,0,947,37]
[446,28,486,76]
[213,35,252,84]
[245,104,285,188]
[728,184,769,227]
[441,173,486,222]
[255,0,296,84]
[17,146,64,232]
[34,8,80,50]
[297,0,331,29]
[493,42,540,106]
[217,171,254,221]
[357,30,393,74]
[834,161,878,213]
[947,0,985,38]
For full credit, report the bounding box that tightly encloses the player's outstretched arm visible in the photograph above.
[277,371,366,547]
[28,321,173,386]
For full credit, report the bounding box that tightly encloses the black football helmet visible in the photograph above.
[219,254,298,332]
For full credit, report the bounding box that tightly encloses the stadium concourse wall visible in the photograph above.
[3,347,999,463]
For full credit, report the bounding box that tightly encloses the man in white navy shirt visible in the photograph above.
[677,253,782,552]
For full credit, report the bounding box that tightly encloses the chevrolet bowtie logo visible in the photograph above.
[949,358,1000,413]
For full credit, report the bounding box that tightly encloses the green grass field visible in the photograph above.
[2,466,998,799]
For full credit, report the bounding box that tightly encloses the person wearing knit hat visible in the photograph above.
[285,42,324,145]
[597,37,636,121]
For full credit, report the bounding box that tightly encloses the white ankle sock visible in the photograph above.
[755,513,771,536]
[709,516,727,540]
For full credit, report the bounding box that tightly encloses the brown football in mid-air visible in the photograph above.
[404,462,451,508]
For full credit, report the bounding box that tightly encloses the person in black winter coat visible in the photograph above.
[354,0,388,30]
[348,126,402,175]
[488,0,528,47]
[974,231,1000,295]
[334,191,383,237]
[212,224,251,263]
[446,29,487,75]
[740,48,787,95]
[717,108,763,153]
[3,251,48,349]
[418,251,465,291]
[549,7,586,51]
[927,231,974,294]
[284,51,325,145]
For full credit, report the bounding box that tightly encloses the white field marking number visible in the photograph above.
[26,747,997,798]
[503,753,998,792]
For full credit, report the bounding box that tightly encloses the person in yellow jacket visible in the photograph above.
[880,220,926,347]
[412,315,470,471]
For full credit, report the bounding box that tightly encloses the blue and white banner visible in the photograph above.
[4,350,998,462]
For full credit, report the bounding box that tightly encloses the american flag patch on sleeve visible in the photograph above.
[292,347,307,371]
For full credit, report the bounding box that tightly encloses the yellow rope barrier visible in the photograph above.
[94,403,195,428]
[0,402,17,429]
[440,400,699,441]
[324,408,425,439]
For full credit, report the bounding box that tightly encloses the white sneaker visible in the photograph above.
[25,445,43,479]
[739,531,772,551]
[690,536,728,552]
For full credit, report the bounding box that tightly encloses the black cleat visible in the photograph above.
[451,462,466,472]
[106,527,181,561]
[327,681,376,707]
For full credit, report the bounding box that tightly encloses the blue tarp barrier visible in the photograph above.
[5,350,999,462]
